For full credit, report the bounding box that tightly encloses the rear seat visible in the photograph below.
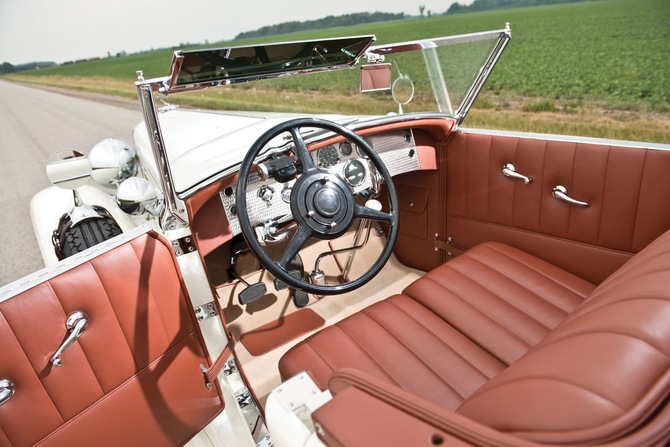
[279,231,670,444]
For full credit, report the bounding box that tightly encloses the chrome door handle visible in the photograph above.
[552,185,589,207]
[502,163,532,184]
[0,379,14,406]
[51,311,88,368]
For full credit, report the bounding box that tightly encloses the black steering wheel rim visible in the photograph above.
[236,117,399,295]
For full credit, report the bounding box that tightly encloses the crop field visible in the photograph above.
[6,0,670,142]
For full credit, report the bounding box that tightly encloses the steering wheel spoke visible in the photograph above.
[278,226,312,270]
[289,128,317,174]
[354,204,393,222]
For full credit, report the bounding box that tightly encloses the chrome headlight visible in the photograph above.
[89,139,138,188]
[116,177,158,215]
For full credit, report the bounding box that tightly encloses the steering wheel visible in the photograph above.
[236,118,399,295]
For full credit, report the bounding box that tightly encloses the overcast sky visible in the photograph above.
[0,0,473,65]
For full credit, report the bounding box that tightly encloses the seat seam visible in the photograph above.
[535,328,670,362]
[447,259,559,332]
[481,243,594,299]
[331,325,402,387]
[462,375,626,413]
[411,274,533,357]
[386,297,504,377]
[360,305,466,400]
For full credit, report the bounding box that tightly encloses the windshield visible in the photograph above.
[162,27,509,121]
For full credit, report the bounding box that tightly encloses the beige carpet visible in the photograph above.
[216,229,424,406]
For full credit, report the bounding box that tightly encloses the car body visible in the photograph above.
[2,23,670,447]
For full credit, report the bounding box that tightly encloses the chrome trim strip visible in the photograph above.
[0,226,152,303]
[366,28,508,56]
[458,128,670,151]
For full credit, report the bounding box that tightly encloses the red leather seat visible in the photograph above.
[279,234,670,444]
[280,242,595,409]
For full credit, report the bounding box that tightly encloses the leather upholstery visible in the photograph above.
[279,242,595,409]
[445,132,670,283]
[280,230,670,444]
[0,231,223,446]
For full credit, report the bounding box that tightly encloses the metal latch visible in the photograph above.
[194,301,218,322]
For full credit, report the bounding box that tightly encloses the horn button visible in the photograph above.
[292,173,355,238]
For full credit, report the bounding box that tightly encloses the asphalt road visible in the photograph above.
[0,80,143,287]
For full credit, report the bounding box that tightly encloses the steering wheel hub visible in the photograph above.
[293,172,354,238]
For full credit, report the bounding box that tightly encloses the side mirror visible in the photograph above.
[360,63,392,92]
[46,150,92,190]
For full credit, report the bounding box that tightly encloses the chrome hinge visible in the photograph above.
[171,236,195,256]
[194,301,219,322]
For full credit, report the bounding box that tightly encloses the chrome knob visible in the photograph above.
[51,311,88,368]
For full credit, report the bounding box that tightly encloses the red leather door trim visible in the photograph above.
[0,230,224,446]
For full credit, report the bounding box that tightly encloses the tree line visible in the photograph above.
[445,0,594,15]
[235,12,405,40]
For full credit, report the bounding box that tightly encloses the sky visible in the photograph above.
[0,0,473,65]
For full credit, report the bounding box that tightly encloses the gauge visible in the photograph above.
[356,137,374,157]
[343,159,367,186]
[339,141,353,156]
[317,145,339,167]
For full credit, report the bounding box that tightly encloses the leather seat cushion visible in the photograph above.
[279,242,596,409]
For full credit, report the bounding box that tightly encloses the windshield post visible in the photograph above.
[135,73,189,230]
[455,23,512,124]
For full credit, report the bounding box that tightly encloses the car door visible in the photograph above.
[0,227,224,446]
[441,129,670,284]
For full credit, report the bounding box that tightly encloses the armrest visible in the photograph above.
[312,368,538,447]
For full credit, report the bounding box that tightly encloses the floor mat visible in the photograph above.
[240,308,325,356]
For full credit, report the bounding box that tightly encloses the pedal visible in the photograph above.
[273,269,302,291]
[292,289,309,308]
[238,282,267,305]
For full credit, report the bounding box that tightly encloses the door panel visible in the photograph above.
[0,229,224,446]
[445,131,670,283]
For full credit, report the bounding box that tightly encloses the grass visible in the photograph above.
[4,0,670,143]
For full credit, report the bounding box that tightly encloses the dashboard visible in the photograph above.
[220,129,421,236]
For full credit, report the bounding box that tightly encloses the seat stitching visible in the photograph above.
[360,305,466,400]
[447,259,558,331]
[463,375,626,412]
[386,297,504,376]
[302,342,336,375]
[482,244,594,299]
[414,274,533,357]
[460,252,578,317]
[331,325,402,387]
[534,328,670,361]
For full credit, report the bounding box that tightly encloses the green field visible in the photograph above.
[6,0,670,142]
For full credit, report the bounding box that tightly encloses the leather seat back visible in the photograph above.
[456,230,670,444]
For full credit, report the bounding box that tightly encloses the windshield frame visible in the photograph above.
[134,24,512,230]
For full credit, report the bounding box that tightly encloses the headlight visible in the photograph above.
[89,139,138,188]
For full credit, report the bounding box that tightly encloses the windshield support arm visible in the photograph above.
[136,75,189,230]
[455,23,512,124]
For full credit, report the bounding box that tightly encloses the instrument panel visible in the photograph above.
[221,129,420,236]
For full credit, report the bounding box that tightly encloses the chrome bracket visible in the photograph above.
[171,236,195,256]
[194,301,219,322]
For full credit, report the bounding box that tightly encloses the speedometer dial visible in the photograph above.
[317,145,339,167]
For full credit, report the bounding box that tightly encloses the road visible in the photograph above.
[0,80,143,287]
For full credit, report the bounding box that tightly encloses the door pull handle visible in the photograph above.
[552,185,589,207]
[51,311,88,368]
[0,379,14,406]
[502,163,532,184]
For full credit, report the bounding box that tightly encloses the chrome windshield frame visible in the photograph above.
[133,26,511,229]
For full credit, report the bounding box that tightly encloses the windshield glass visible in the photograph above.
[165,30,505,120]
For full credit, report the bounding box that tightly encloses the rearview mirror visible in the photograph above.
[360,63,392,92]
